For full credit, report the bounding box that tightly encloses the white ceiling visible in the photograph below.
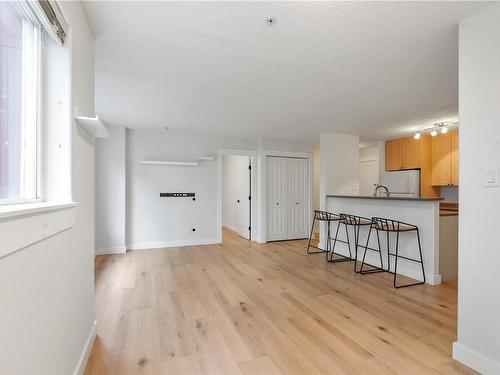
[83,1,490,142]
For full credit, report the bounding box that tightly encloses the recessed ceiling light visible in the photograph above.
[266,17,276,26]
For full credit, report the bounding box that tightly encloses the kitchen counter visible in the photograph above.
[327,194,444,201]
[324,195,441,285]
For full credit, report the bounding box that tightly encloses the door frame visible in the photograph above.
[217,149,258,244]
[261,150,313,243]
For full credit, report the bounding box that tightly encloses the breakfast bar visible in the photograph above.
[325,195,443,285]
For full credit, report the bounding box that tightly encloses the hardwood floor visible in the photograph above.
[85,229,474,375]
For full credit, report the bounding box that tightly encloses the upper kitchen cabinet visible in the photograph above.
[385,134,440,197]
[401,136,421,169]
[385,139,402,171]
[431,130,459,186]
[385,136,421,171]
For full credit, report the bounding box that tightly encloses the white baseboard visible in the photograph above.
[127,238,219,251]
[95,246,126,255]
[222,222,239,233]
[453,341,500,374]
[74,320,97,375]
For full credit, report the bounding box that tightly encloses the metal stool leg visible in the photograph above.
[327,219,340,261]
[360,225,386,275]
[393,229,426,288]
[328,220,352,263]
[306,216,316,254]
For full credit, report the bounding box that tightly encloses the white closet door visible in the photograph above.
[266,157,287,241]
[287,158,309,239]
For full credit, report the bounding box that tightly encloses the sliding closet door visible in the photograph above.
[266,157,287,241]
[287,158,309,239]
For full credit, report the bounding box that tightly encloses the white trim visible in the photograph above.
[0,201,77,220]
[222,222,239,234]
[141,160,199,166]
[453,341,500,374]
[217,149,259,244]
[127,238,219,250]
[74,115,109,138]
[261,150,313,243]
[95,246,126,256]
[73,320,96,375]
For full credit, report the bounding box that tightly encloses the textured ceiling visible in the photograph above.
[83,1,490,142]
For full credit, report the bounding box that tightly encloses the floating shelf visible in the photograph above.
[141,160,199,166]
[75,115,109,138]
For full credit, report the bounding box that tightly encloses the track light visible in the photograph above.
[413,121,458,139]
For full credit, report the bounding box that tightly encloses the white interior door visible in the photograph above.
[237,157,250,239]
[287,158,309,239]
[266,157,287,241]
[359,160,379,196]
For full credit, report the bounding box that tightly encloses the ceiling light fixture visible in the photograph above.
[413,121,458,139]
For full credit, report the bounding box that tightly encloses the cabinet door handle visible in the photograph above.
[237,200,240,203]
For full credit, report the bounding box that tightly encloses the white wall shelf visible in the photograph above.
[141,160,199,166]
[75,115,110,138]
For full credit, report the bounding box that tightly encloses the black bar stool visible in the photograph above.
[307,210,341,255]
[326,213,352,263]
[339,214,373,272]
[361,217,426,288]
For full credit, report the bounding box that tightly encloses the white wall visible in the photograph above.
[359,146,380,196]
[312,147,320,211]
[95,125,126,254]
[126,129,256,249]
[0,2,96,374]
[95,125,127,254]
[318,133,359,247]
[454,4,500,373]
[319,132,360,210]
[222,154,249,233]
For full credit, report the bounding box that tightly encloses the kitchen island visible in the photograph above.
[325,195,443,285]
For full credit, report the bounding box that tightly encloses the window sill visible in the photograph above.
[0,202,77,259]
[0,201,77,221]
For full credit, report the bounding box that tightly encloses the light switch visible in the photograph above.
[483,169,499,187]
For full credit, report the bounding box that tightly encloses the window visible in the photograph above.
[0,2,41,204]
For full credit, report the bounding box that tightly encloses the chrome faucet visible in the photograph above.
[373,184,390,197]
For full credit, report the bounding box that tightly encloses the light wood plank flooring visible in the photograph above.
[85,229,474,375]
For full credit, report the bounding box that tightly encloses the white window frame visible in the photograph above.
[0,3,43,205]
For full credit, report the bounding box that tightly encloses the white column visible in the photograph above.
[454,3,500,374]
[318,133,359,247]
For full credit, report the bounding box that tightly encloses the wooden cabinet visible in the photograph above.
[401,137,421,169]
[431,130,459,186]
[385,136,421,171]
[385,135,440,198]
[385,139,402,171]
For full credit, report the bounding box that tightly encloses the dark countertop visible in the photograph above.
[326,195,444,201]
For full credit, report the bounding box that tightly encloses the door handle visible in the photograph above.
[296,202,299,205]
[237,200,240,203]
